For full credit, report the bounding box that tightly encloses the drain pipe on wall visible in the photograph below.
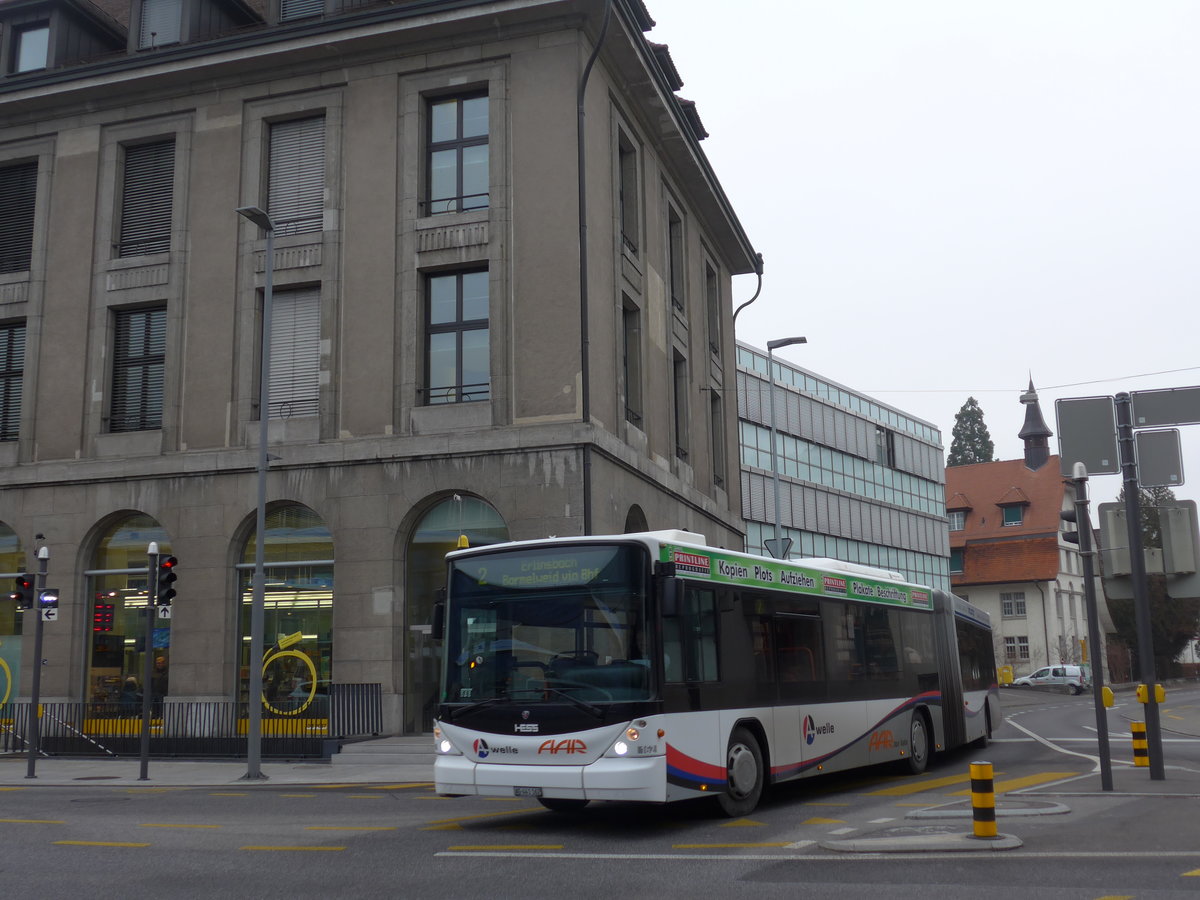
[577,0,612,536]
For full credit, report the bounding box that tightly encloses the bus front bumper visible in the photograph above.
[435,754,667,803]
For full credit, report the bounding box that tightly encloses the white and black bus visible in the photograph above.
[433,530,998,815]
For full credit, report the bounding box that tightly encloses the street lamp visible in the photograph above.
[236,205,275,780]
[765,336,806,559]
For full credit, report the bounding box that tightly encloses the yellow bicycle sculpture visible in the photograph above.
[260,631,319,717]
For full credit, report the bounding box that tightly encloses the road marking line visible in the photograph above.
[0,818,64,824]
[785,840,815,849]
[867,773,974,795]
[720,818,766,827]
[305,826,397,831]
[949,772,1077,794]
[672,842,791,849]
[868,818,896,824]
[139,823,220,829]
[55,840,149,848]
[827,827,857,835]
[802,817,845,825]
[242,846,346,851]
[448,844,563,851]
[367,783,434,790]
[1185,869,1200,877]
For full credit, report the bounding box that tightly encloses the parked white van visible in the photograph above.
[1012,665,1089,694]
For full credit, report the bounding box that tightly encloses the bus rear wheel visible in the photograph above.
[900,711,930,775]
[717,727,764,817]
[538,797,589,813]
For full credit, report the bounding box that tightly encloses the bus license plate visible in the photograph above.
[513,786,543,798]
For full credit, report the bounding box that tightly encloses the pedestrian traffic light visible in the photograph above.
[9,574,34,610]
[156,556,177,606]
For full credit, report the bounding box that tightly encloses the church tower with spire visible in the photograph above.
[1019,379,1053,470]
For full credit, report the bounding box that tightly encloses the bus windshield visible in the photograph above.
[443,544,651,705]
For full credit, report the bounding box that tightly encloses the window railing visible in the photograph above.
[423,381,490,405]
[421,193,489,215]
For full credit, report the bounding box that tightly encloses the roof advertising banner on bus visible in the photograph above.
[661,542,931,610]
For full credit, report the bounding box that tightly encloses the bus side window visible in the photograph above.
[663,615,684,683]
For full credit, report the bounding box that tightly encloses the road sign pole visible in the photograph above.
[140,543,160,781]
[24,546,48,779]
[1115,392,1166,780]
[1069,465,1114,791]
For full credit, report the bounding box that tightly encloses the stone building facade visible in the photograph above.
[0,0,756,733]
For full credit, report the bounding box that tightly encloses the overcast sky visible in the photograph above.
[645,0,1200,508]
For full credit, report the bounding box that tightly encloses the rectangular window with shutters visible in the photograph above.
[0,161,37,275]
[0,323,25,441]
[280,0,323,20]
[118,140,175,257]
[268,117,326,234]
[672,351,689,461]
[425,270,489,404]
[427,93,488,214]
[621,297,642,426]
[667,205,684,311]
[710,389,726,488]
[704,260,720,355]
[267,287,320,419]
[110,306,166,433]
[139,0,182,48]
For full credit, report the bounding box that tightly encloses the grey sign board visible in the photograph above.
[1056,396,1119,476]
[1131,386,1200,427]
[1135,429,1183,488]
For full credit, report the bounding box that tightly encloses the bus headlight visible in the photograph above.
[438,739,457,755]
[612,741,629,756]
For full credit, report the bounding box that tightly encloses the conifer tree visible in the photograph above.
[947,397,995,466]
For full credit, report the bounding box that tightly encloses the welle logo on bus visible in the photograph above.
[665,545,931,609]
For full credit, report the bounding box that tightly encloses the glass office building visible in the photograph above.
[737,343,949,590]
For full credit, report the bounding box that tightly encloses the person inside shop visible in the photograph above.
[151,656,169,713]
[119,676,141,715]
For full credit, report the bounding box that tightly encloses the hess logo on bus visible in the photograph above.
[538,739,587,755]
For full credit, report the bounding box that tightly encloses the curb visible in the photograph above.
[821,830,1023,853]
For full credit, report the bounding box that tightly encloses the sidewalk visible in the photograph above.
[0,753,434,787]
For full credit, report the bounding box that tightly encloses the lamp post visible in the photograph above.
[236,205,275,780]
[765,337,806,559]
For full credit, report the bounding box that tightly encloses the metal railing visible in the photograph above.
[0,684,382,759]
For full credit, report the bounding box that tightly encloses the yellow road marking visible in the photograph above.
[139,823,220,829]
[0,787,27,791]
[305,826,398,831]
[802,817,845,825]
[428,808,541,825]
[242,845,346,852]
[448,845,563,851]
[950,773,1077,794]
[0,818,64,824]
[721,818,765,827]
[1184,869,1200,877]
[422,824,464,831]
[867,773,974,796]
[279,793,317,798]
[55,840,149,848]
[367,783,434,790]
[673,842,791,849]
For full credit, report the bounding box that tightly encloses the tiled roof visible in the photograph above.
[952,536,1061,585]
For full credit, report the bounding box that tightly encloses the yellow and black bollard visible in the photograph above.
[1131,721,1149,767]
[970,761,998,839]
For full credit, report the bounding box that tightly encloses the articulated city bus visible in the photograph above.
[432,530,998,816]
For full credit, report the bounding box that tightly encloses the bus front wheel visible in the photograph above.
[717,727,764,817]
[902,711,930,775]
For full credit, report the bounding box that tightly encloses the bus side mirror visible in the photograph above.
[660,575,679,618]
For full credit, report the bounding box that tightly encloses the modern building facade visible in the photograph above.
[944,383,1109,678]
[0,0,757,734]
[736,342,950,591]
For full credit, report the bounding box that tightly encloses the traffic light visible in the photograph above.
[8,574,34,610]
[156,555,177,606]
[1060,508,1080,545]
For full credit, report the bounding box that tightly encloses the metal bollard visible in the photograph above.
[1131,721,1149,767]
[970,760,998,839]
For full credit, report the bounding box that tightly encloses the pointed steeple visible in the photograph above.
[1018,377,1052,470]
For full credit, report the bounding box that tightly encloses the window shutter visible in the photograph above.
[111,307,166,432]
[0,161,37,275]
[119,140,175,256]
[281,0,323,20]
[139,0,182,47]
[268,118,325,234]
[269,288,320,418]
[0,323,26,442]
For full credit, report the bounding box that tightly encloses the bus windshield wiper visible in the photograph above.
[535,687,604,719]
[444,695,510,721]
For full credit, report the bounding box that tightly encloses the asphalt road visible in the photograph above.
[2,687,1198,898]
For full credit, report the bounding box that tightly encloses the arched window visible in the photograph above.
[623,505,648,533]
[85,514,171,706]
[0,522,23,707]
[404,495,507,733]
[237,505,333,708]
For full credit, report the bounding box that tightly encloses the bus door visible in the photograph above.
[773,613,826,765]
